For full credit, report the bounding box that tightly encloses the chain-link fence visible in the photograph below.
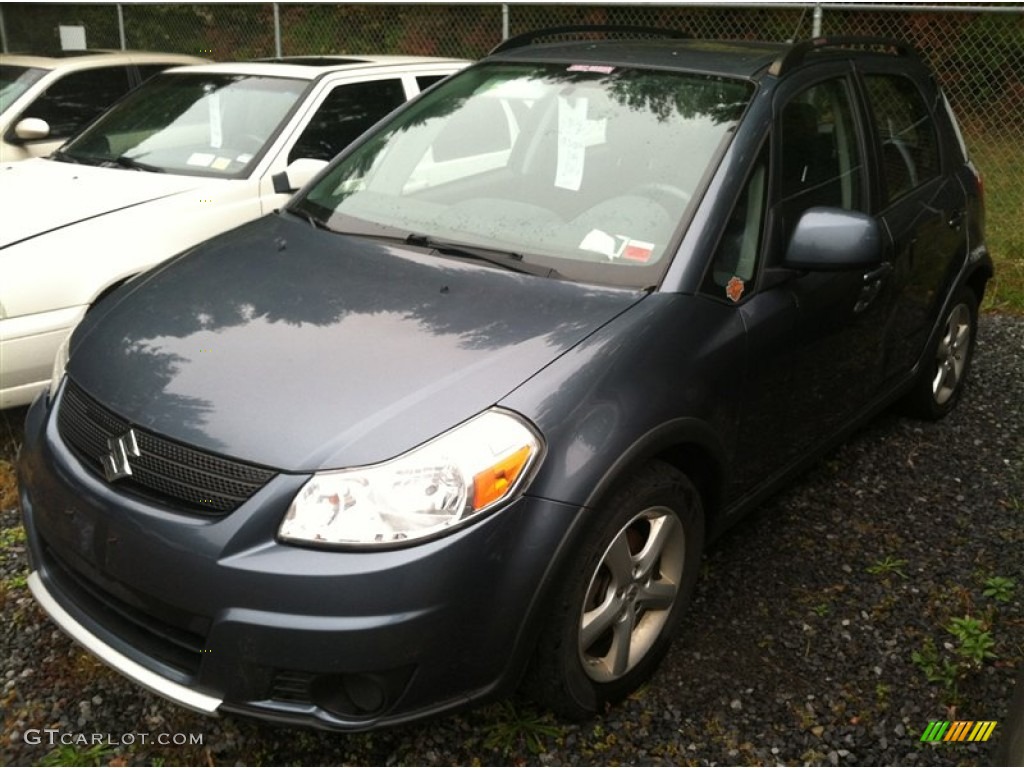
[2,3,1021,304]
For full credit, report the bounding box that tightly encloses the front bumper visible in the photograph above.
[27,571,222,714]
[18,388,581,730]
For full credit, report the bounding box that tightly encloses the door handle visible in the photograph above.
[947,209,965,230]
[863,263,892,284]
[855,263,892,313]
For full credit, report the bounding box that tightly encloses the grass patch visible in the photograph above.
[479,700,564,756]
[969,130,1024,314]
[0,406,27,512]
[40,742,115,767]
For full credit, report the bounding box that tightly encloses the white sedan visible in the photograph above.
[0,55,467,408]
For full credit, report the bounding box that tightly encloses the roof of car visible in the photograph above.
[163,55,469,81]
[488,30,927,80]
[489,38,790,79]
[0,50,208,70]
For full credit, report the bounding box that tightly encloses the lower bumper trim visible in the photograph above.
[28,571,223,715]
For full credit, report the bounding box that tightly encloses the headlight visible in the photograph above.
[279,409,542,548]
[47,332,72,400]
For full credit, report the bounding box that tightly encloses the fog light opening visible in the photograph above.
[343,673,387,714]
[310,667,414,720]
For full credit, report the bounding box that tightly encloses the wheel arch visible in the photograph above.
[656,441,725,533]
[964,258,993,306]
[581,417,727,536]
[517,421,722,715]
[910,252,991,383]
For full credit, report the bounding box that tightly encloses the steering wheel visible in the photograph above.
[630,182,692,213]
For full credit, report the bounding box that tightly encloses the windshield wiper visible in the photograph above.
[103,155,164,173]
[50,149,82,165]
[288,208,334,232]
[405,233,560,279]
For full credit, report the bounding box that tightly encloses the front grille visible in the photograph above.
[58,379,276,514]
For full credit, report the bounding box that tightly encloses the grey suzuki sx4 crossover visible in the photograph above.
[19,29,991,730]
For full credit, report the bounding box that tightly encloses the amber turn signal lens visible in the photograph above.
[472,445,533,510]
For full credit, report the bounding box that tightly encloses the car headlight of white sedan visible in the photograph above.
[47,331,72,400]
[279,409,542,547]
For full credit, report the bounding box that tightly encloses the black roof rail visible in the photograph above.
[770,36,923,76]
[489,25,688,55]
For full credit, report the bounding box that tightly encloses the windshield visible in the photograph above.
[294,62,753,288]
[0,64,48,115]
[59,72,308,177]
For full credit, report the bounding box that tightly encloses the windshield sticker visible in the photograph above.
[209,92,223,149]
[211,157,232,171]
[621,239,655,263]
[236,152,254,164]
[580,230,655,263]
[186,152,215,167]
[580,228,618,258]
[726,276,745,303]
[556,97,588,191]
[567,64,616,74]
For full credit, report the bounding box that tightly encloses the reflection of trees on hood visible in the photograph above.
[94,213,629,350]
[72,213,636,450]
[96,341,224,451]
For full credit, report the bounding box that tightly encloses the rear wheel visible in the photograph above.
[525,462,704,719]
[901,286,978,420]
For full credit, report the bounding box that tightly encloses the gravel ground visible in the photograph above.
[1,314,1022,767]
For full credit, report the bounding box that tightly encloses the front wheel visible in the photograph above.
[900,286,978,420]
[524,461,704,719]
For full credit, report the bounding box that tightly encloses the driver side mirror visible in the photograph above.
[272,158,328,194]
[784,207,882,270]
[13,117,51,142]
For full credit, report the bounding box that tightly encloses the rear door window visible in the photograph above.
[863,74,941,204]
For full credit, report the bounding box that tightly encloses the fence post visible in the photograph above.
[812,4,823,37]
[117,3,126,49]
[274,3,282,57]
[0,5,7,53]
[502,3,509,41]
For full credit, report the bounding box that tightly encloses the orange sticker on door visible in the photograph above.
[726,276,745,302]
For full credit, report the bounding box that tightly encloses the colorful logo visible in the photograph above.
[920,721,997,742]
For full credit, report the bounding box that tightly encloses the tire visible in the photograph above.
[900,286,978,420]
[524,461,704,720]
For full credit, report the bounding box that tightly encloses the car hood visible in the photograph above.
[68,214,644,472]
[0,158,208,248]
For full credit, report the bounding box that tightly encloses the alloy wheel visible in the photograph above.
[932,303,972,405]
[578,507,686,683]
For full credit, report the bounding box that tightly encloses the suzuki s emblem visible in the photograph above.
[102,429,140,482]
